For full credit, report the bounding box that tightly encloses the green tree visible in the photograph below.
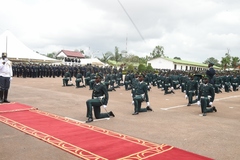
[99,51,113,63]
[139,57,147,64]
[126,64,134,72]
[174,57,181,60]
[150,45,164,59]
[203,57,220,67]
[146,63,154,72]
[109,46,122,65]
[221,52,231,70]
[231,57,240,69]
[138,64,146,72]
[47,52,57,58]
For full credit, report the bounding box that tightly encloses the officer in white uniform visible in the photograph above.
[0,52,13,103]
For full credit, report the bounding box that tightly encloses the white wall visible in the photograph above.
[57,52,67,58]
[147,58,174,70]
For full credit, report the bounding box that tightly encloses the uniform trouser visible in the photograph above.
[62,78,69,86]
[164,85,171,94]
[75,79,82,87]
[181,83,185,92]
[133,96,147,113]
[156,80,161,88]
[85,78,90,85]
[188,91,197,104]
[200,98,214,113]
[86,99,109,119]
[214,84,221,93]
[116,79,121,85]
[0,76,10,100]
[173,81,179,89]
[104,82,109,89]
[224,82,231,92]
[232,83,238,91]
[89,79,95,89]
[124,81,129,90]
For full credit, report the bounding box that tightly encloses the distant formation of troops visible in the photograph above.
[12,62,240,117]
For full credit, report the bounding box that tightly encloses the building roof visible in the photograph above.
[59,50,85,58]
[164,57,208,67]
[163,57,221,69]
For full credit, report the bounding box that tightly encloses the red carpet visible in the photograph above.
[0,103,213,160]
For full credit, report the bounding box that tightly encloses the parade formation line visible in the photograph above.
[160,94,240,110]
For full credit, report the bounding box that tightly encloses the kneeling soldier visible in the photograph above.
[85,75,115,123]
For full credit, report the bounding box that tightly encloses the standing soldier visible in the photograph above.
[0,52,12,103]
[206,61,215,85]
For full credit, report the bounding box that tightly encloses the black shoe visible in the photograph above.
[3,99,10,103]
[187,103,191,106]
[171,90,175,94]
[109,111,115,117]
[86,118,93,123]
[132,112,139,115]
[203,113,207,116]
[146,106,152,111]
[213,106,217,112]
[0,99,3,103]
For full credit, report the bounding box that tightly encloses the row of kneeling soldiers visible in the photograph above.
[62,71,240,119]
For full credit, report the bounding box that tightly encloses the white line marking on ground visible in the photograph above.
[160,95,240,110]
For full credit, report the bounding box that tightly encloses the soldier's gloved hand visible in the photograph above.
[196,96,198,99]
[10,77,12,81]
[185,95,188,99]
[171,87,174,90]
[132,101,134,105]
[146,102,150,106]
[197,101,201,106]
[102,105,107,108]
[209,102,213,106]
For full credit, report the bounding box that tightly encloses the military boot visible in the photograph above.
[0,90,3,103]
[3,90,10,103]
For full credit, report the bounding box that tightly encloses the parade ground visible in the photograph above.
[0,77,239,160]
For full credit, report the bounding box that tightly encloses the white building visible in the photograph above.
[147,57,209,71]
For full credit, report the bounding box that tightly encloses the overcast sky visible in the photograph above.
[0,0,239,63]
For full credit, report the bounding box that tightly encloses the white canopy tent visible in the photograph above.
[80,58,106,66]
[0,30,60,63]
